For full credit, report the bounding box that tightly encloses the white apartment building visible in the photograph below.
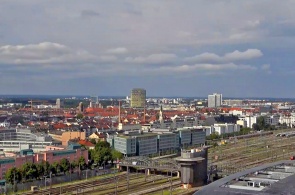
[279,113,295,127]
[213,123,240,135]
[239,116,257,128]
[236,119,247,127]
[202,124,240,136]
[264,115,280,126]
[203,126,215,136]
[208,93,222,108]
[229,110,243,116]
[224,99,243,106]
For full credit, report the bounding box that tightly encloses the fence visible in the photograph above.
[1,169,118,194]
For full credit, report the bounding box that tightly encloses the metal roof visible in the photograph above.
[195,160,295,195]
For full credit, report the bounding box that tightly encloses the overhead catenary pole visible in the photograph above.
[127,166,129,192]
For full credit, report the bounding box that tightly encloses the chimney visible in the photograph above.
[144,106,146,123]
[118,100,121,123]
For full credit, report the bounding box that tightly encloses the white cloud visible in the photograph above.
[162,63,257,73]
[0,42,116,65]
[125,53,177,64]
[224,49,263,61]
[106,47,128,54]
[185,49,263,63]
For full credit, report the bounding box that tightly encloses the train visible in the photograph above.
[276,131,295,138]
[229,131,273,140]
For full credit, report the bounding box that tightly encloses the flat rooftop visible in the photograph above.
[195,160,295,195]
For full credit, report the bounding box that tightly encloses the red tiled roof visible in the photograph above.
[78,140,95,147]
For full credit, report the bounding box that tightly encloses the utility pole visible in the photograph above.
[126,166,129,192]
[13,168,16,193]
[44,176,47,190]
[113,168,118,195]
[70,163,72,182]
[50,172,52,189]
[79,164,81,180]
[86,169,88,180]
[169,177,172,195]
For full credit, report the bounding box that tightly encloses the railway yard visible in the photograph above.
[208,128,295,175]
[19,172,189,195]
[11,128,295,195]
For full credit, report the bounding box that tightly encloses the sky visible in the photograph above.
[0,0,295,98]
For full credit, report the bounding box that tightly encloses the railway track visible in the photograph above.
[210,130,295,175]
[21,172,143,195]
[210,136,295,166]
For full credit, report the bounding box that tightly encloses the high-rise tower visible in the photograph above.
[56,98,61,109]
[130,88,146,108]
[208,93,222,108]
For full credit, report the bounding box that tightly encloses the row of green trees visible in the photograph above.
[5,140,124,184]
[5,157,86,184]
[206,127,252,140]
[88,140,123,166]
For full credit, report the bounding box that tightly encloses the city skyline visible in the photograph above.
[0,1,295,98]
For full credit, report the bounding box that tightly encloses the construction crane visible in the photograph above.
[28,100,49,111]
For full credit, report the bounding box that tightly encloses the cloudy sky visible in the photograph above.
[0,0,295,98]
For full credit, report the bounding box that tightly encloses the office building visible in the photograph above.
[56,98,61,109]
[208,93,222,108]
[109,127,206,157]
[130,88,146,108]
[224,99,243,106]
[114,136,136,156]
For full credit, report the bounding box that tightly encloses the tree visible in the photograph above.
[89,138,97,145]
[208,132,220,140]
[78,156,86,169]
[22,163,38,180]
[71,160,78,172]
[5,167,22,184]
[252,123,260,131]
[60,158,70,174]
[41,160,50,176]
[256,116,266,130]
[36,163,45,179]
[49,164,56,175]
[111,150,123,162]
[240,127,251,135]
[95,141,110,150]
[76,113,84,120]
[52,162,60,175]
